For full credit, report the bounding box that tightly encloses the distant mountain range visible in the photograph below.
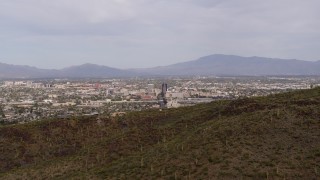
[59,63,138,78]
[0,63,137,79]
[132,54,320,76]
[1,54,320,78]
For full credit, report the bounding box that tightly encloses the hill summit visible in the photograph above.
[135,54,320,75]
[0,88,319,179]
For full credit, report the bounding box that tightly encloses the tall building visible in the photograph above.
[158,83,168,108]
[161,83,167,95]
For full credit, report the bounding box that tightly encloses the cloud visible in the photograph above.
[0,0,319,68]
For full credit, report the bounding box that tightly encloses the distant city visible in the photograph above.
[2,1,319,178]
[1,76,319,124]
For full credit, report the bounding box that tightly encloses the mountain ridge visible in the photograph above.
[134,54,320,76]
[1,54,320,78]
[0,62,137,79]
[59,63,138,78]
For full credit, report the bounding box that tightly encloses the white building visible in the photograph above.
[4,81,14,87]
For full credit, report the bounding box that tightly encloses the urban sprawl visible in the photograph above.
[1,76,319,124]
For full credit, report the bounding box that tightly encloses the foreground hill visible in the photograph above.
[0,88,319,179]
[134,54,320,76]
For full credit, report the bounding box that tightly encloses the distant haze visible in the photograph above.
[0,54,320,78]
[0,0,320,69]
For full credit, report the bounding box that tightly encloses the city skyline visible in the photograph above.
[1,0,320,69]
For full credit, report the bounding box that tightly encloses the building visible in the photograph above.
[161,83,167,94]
[147,84,155,93]
[4,81,14,87]
[106,88,114,96]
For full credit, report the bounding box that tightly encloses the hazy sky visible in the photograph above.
[0,0,319,69]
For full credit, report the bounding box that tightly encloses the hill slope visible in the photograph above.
[59,63,137,78]
[0,63,136,78]
[135,54,320,75]
[0,62,58,78]
[0,88,319,179]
